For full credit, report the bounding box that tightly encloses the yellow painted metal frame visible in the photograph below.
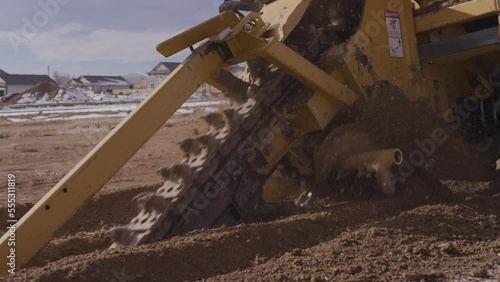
[257,0,312,41]
[427,44,500,64]
[414,0,500,34]
[257,104,327,174]
[156,11,240,58]
[260,40,357,105]
[338,0,428,102]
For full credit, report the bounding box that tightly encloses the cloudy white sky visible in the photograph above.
[0,0,224,77]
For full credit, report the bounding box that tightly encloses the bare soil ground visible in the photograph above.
[0,106,499,281]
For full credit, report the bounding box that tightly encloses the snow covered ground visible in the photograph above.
[17,88,149,104]
[16,87,213,104]
[1,89,227,123]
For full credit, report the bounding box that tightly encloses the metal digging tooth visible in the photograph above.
[177,138,202,158]
[201,112,226,130]
[111,163,195,248]
[235,97,257,118]
[156,166,171,180]
[202,111,226,140]
[106,226,136,246]
[186,134,220,183]
[209,108,242,156]
[223,108,242,127]
[196,134,218,153]
[156,164,194,188]
[132,192,169,214]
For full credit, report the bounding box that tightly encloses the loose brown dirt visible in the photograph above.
[0,104,499,281]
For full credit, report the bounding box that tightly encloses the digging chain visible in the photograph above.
[107,15,334,248]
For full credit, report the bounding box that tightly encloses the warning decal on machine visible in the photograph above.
[385,11,404,58]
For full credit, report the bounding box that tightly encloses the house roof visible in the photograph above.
[79,75,132,86]
[0,74,56,86]
[0,69,8,75]
[67,78,82,84]
[147,62,181,75]
[159,62,181,70]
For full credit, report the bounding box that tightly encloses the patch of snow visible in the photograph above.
[183,100,227,107]
[36,93,50,104]
[0,103,138,117]
[91,91,116,102]
[8,112,129,123]
[128,92,149,100]
[176,108,194,114]
[17,93,39,104]
[92,78,130,86]
[53,89,65,100]
[2,96,228,123]
[15,87,224,105]
[55,88,95,102]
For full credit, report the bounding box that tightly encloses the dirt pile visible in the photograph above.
[10,81,60,104]
[25,81,59,95]
[209,194,499,281]
[4,180,498,282]
[26,81,59,98]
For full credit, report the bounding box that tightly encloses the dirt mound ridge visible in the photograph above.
[7,176,486,282]
[8,189,498,281]
[211,201,499,281]
[23,81,59,96]
[13,81,60,104]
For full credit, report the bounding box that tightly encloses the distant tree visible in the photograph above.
[52,71,71,85]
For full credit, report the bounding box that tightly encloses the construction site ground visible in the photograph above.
[0,100,499,282]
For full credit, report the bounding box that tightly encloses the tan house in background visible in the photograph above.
[147,62,180,90]
[66,75,133,92]
[0,77,6,97]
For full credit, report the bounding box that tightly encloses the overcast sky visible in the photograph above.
[0,0,224,77]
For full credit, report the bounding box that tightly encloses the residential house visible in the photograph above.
[0,70,56,95]
[123,74,148,90]
[67,75,133,92]
[147,62,181,90]
[0,77,6,97]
